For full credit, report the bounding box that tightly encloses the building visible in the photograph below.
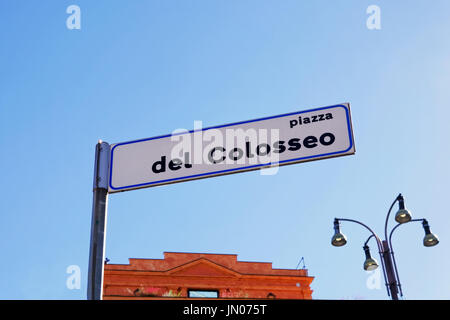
[103,252,314,299]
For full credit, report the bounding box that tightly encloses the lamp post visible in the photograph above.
[331,193,439,300]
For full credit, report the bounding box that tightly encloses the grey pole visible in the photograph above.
[381,240,399,300]
[87,140,110,300]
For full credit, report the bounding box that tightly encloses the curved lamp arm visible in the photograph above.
[336,218,391,296]
[389,218,425,248]
[336,218,383,252]
[384,194,402,244]
[364,234,375,247]
[388,218,425,297]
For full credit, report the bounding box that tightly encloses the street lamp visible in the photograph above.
[363,245,379,271]
[331,193,439,300]
[422,219,439,247]
[394,194,412,224]
[331,219,347,247]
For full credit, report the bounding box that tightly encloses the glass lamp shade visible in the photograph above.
[363,257,379,271]
[423,233,439,247]
[395,208,412,223]
[331,232,347,247]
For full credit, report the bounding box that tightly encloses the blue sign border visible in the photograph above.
[109,104,354,192]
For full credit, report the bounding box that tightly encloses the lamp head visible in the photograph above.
[363,258,379,271]
[363,245,379,271]
[395,209,412,223]
[332,232,347,247]
[331,219,347,247]
[395,195,412,223]
[422,219,439,247]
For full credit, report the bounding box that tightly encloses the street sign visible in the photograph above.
[89,103,356,299]
[108,103,355,193]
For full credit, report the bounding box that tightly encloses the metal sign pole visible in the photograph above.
[87,140,110,300]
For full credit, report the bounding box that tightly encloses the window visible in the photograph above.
[188,290,219,298]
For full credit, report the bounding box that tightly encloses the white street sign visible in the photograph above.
[108,103,355,193]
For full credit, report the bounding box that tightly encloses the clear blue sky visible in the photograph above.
[1,0,449,300]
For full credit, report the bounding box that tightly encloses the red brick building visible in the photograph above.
[103,252,314,299]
